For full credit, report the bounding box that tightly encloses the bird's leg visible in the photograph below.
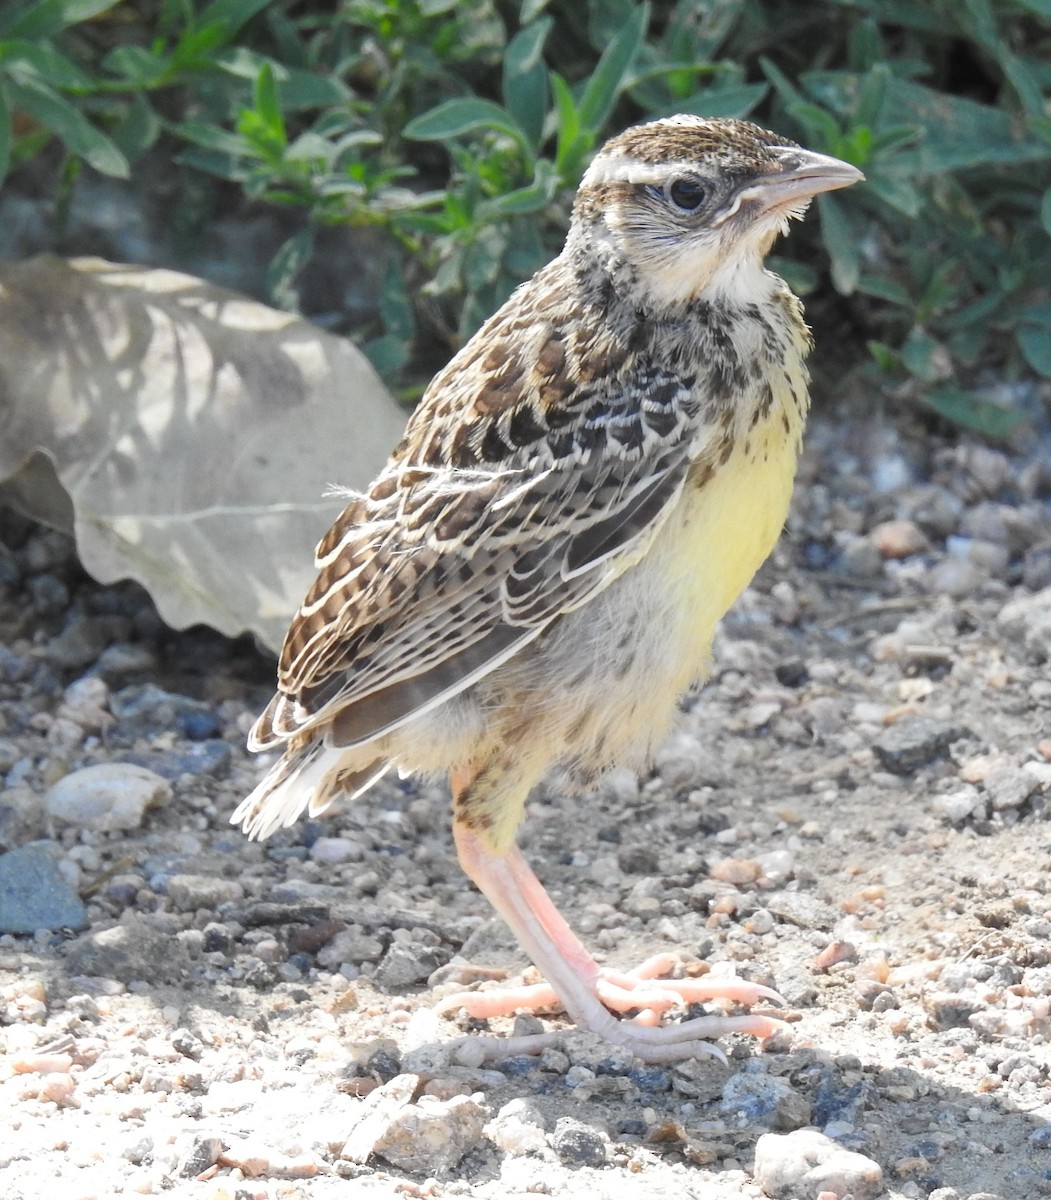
[437,821,783,1064]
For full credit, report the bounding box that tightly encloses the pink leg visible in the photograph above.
[436,825,783,1064]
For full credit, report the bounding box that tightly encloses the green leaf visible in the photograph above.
[899,327,943,382]
[1041,187,1051,237]
[880,75,1050,171]
[8,76,128,177]
[998,50,1044,117]
[856,274,912,307]
[276,68,349,110]
[854,63,889,129]
[923,385,1025,439]
[266,225,314,312]
[674,82,768,120]
[0,40,92,89]
[170,20,233,69]
[194,0,274,39]
[253,61,284,142]
[816,193,860,294]
[866,340,901,373]
[477,163,559,219]
[1017,325,1051,378]
[110,92,160,161]
[502,18,552,151]
[0,84,10,184]
[177,119,253,156]
[939,289,1003,331]
[363,333,409,380]
[863,172,922,217]
[520,0,551,21]
[404,98,528,150]
[760,56,804,106]
[102,44,171,87]
[463,225,507,294]
[551,72,583,177]
[379,252,415,344]
[6,0,118,38]
[786,101,840,149]
[769,255,818,296]
[577,2,648,133]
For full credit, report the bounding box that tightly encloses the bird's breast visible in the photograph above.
[653,354,808,676]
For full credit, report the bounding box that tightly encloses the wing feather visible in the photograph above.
[252,264,705,751]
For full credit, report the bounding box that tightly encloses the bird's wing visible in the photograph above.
[251,277,706,751]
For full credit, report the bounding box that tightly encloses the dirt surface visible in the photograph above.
[2,398,1051,1200]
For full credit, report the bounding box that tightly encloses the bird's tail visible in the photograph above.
[232,740,390,840]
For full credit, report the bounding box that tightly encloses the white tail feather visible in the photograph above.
[231,745,390,840]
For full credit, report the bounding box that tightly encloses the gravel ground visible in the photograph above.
[2,397,1051,1200]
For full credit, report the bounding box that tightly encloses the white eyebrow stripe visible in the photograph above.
[581,155,677,188]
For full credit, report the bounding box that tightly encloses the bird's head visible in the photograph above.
[571,114,863,308]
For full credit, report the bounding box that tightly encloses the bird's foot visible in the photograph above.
[450,828,784,1063]
[436,951,784,1064]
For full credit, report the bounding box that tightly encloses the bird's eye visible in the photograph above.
[666,177,708,211]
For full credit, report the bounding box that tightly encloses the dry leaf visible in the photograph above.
[0,256,408,652]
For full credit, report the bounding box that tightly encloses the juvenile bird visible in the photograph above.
[234,115,862,1063]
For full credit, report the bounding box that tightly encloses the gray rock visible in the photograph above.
[549,1117,609,1167]
[66,913,189,983]
[934,786,983,822]
[721,1071,810,1130]
[0,843,88,933]
[316,926,384,968]
[754,1128,882,1198]
[0,737,21,772]
[0,785,48,850]
[45,762,170,831]
[998,587,1051,659]
[373,940,444,991]
[343,1073,488,1173]
[177,1135,224,1178]
[166,874,245,910]
[985,765,1038,811]
[872,718,969,776]
[617,844,660,874]
[765,890,836,930]
[42,614,106,667]
[901,483,963,538]
[484,1098,548,1155]
[924,991,982,1031]
[1023,540,1051,591]
[770,964,819,1009]
[94,643,158,682]
[926,558,985,598]
[120,739,232,781]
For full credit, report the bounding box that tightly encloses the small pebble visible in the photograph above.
[484,1098,548,1155]
[166,875,245,910]
[869,519,928,559]
[44,762,170,831]
[753,1128,883,1198]
[0,842,88,933]
[549,1117,609,1168]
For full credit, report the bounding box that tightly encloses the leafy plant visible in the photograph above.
[2,0,1050,434]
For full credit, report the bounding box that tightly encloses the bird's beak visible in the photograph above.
[719,147,863,226]
[748,146,865,210]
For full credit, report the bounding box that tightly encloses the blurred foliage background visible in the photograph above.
[1,0,1049,434]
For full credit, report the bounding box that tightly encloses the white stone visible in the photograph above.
[485,1098,549,1156]
[45,763,170,832]
[754,1128,883,1199]
[933,787,982,822]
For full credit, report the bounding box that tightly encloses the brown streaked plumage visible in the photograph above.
[234,115,863,1062]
